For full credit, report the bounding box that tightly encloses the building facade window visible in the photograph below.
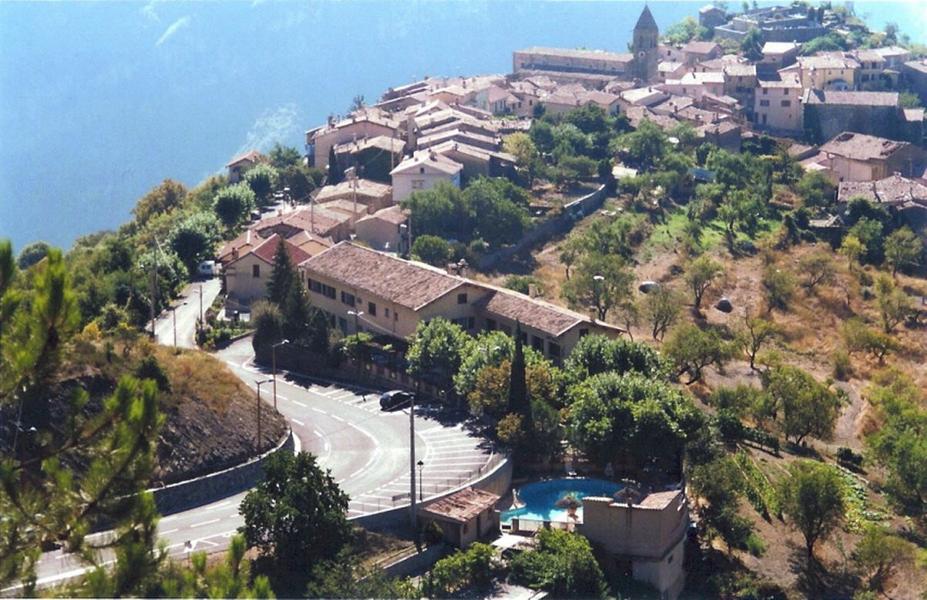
[252,264,260,278]
[341,291,355,306]
[412,179,425,189]
[308,278,336,299]
[547,342,561,360]
[457,292,468,304]
[760,99,770,107]
[368,301,377,316]
[781,100,791,107]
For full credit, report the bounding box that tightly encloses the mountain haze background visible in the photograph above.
[1,0,924,250]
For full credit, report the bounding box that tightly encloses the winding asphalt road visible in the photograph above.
[22,287,495,590]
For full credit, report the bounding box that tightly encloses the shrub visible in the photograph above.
[135,354,171,392]
[424,543,496,597]
[832,350,852,381]
[836,446,863,469]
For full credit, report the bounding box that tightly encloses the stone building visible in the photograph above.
[631,5,660,83]
[802,90,913,144]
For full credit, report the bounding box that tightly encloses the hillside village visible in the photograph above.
[3,2,927,599]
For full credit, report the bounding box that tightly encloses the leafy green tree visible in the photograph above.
[736,313,780,370]
[131,179,188,224]
[779,460,846,561]
[406,318,473,394]
[266,237,297,305]
[268,143,302,169]
[283,283,329,354]
[664,324,730,384]
[847,217,884,265]
[567,372,702,472]
[246,163,279,207]
[866,371,927,513]
[685,255,724,311]
[842,318,897,363]
[883,226,922,275]
[168,211,220,274]
[464,177,530,245]
[251,300,284,354]
[641,284,683,341]
[763,365,842,444]
[761,265,795,313]
[401,182,468,240]
[424,543,496,597]
[875,275,912,333]
[740,27,763,60]
[503,274,545,296]
[214,183,257,229]
[563,334,666,381]
[16,241,50,270]
[663,16,710,44]
[503,132,540,185]
[561,251,633,321]
[795,171,835,209]
[689,457,757,554]
[239,451,351,591]
[279,164,317,203]
[798,250,836,293]
[510,529,607,598]
[411,235,451,266]
[615,119,667,171]
[852,526,917,592]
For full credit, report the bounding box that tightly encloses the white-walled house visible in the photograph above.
[389,150,463,202]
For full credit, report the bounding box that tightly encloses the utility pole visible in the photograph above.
[198,283,203,324]
[149,237,159,339]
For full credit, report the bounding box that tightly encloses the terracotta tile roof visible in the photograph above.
[804,90,899,107]
[421,488,501,524]
[286,230,333,257]
[238,233,312,267]
[314,179,392,203]
[334,135,404,156]
[225,150,261,168]
[390,150,463,177]
[217,229,264,264]
[255,206,349,238]
[356,205,409,226]
[299,242,465,310]
[838,174,927,206]
[683,41,721,55]
[635,490,683,510]
[798,54,859,70]
[821,132,909,161]
[475,288,585,337]
[517,47,633,63]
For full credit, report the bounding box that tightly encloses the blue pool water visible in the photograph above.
[501,478,622,524]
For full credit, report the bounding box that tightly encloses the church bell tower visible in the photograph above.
[631,5,659,83]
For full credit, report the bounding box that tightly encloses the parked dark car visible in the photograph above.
[379,390,414,411]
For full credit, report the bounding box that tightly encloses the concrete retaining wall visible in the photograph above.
[350,454,513,533]
[149,429,294,515]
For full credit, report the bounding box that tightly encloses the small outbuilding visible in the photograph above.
[419,488,501,549]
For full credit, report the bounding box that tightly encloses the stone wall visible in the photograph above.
[149,429,294,515]
[804,103,905,145]
[478,184,606,271]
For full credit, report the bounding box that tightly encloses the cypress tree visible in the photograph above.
[328,146,343,185]
[509,320,529,416]
[266,237,295,305]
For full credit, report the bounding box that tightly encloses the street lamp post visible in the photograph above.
[409,392,417,530]
[271,339,290,410]
[417,460,424,501]
[255,379,272,453]
[169,302,188,348]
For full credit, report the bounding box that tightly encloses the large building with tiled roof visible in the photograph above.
[297,242,622,362]
[818,132,927,182]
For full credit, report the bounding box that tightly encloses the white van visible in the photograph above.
[197,260,218,277]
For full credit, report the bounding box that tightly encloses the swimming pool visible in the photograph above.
[501,477,623,524]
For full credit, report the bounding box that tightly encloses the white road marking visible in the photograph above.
[292,400,307,408]
[190,518,221,529]
[331,415,346,423]
[204,500,232,512]
[160,528,179,536]
[291,418,305,426]
[311,408,329,415]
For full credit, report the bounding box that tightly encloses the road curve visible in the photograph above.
[24,326,493,590]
